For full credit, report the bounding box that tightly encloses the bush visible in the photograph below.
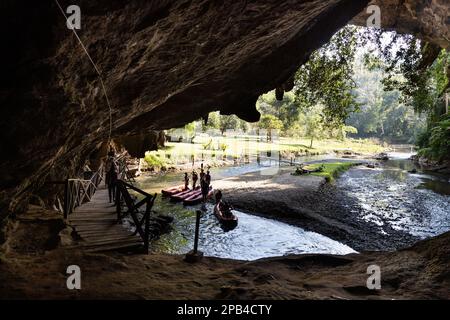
[144,153,167,169]
[304,162,356,182]
[417,114,450,160]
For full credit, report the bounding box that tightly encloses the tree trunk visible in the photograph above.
[310,136,314,148]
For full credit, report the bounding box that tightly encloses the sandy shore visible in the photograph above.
[0,208,449,299]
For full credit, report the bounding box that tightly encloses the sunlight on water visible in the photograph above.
[150,203,356,261]
[338,155,450,238]
[135,159,355,261]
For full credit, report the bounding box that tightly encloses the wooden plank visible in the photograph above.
[86,242,142,253]
[68,187,143,253]
[81,237,138,243]
[80,237,140,247]
[71,218,116,221]
[82,235,139,242]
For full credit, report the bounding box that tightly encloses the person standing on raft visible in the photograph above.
[184,172,189,190]
[201,170,211,203]
[192,170,198,189]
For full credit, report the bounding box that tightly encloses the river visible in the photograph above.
[336,152,450,239]
[134,151,450,260]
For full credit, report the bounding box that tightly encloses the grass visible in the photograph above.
[303,162,358,182]
[144,153,169,170]
[143,134,384,169]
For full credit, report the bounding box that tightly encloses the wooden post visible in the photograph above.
[116,181,121,221]
[185,210,203,262]
[193,210,201,254]
[144,198,151,253]
[63,179,69,219]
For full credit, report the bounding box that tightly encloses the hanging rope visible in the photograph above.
[54,0,113,145]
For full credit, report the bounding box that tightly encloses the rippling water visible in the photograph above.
[136,158,355,261]
[149,203,356,261]
[136,154,327,194]
[336,154,450,238]
[135,152,450,260]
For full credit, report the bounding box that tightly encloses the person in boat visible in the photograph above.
[184,172,189,190]
[192,170,198,189]
[105,152,118,203]
[214,190,224,214]
[215,190,233,219]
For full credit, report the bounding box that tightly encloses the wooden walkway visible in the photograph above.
[69,186,142,252]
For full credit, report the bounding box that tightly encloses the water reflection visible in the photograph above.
[337,155,450,238]
[150,203,356,261]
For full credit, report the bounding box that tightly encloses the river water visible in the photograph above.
[135,152,450,260]
[336,152,450,239]
[136,156,356,261]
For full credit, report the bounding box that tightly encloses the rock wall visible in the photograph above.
[352,0,449,49]
[0,0,448,216]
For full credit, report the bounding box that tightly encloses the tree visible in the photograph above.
[339,125,358,140]
[257,91,300,134]
[219,115,240,135]
[257,114,283,142]
[294,26,360,128]
[202,111,221,132]
[305,113,323,148]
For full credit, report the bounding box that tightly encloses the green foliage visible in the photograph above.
[202,138,213,150]
[203,111,221,132]
[339,125,358,140]
[257,114,283,142]
[219,115,240,135]
[304,162,356,182]
[304,112,323,148]
[168,27,448,160]
[417,114,450,160]
[219,142,228,152]
[347,57,426,142]
[294,26,360,127]
[257,114,283,130]
[257,91,299,132]
[144,153,167,169]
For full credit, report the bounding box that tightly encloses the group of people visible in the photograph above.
[184,163,212,203]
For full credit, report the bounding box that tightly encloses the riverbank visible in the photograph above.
[0,208,449,299]
[213,162,421,252]
[140,136,386,172]
[412,155,450,174]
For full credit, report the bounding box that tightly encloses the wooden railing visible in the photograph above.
[115,180,157,252]
[62,163,104,218]
[116,153,135,183]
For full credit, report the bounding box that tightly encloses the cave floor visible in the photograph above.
[0,207,449,300]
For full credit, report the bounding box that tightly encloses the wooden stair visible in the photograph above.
[69,186,143,252]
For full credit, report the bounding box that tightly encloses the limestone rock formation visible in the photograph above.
[352,0,449,49]
[0,0,448,216]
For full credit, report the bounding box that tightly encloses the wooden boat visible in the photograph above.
[213,203,238,229]
[161,185,186,197]
[183,187,213,206]
[170,187,200,202]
